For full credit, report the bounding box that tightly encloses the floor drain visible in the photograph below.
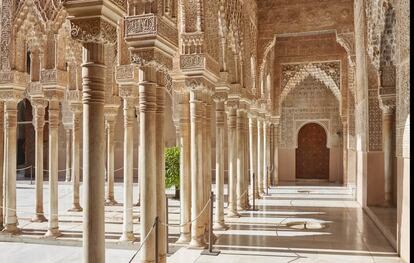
[285,221,326,230]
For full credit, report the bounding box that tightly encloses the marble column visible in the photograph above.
[139,66,158,261]
[0,101,3,229]
[342,118,348,186]
[64,128,72,182]
[257,118,264,196]
[189,86,207,247]
[383,109,394,207]
[236,109,245,210]
[273,122,279,186]
[243,111,250,208]
[3,99,21,234]
[155,80,166,262]
[249,114,259,199]
[176,92,192,243]
[31,99,48,222]
[105,113,117,205]
[120,96,135,241]
[68,104,82,212]
[204,95,213,236]
[81,42,106,262]
[44,100,61,237]
[226,103,240,217]
[263,121,268,193]
[213,95,228,230]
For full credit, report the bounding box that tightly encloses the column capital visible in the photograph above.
[119,85,139,100]
[379,94,396,115]
[69,102,83,114]
[0,89,24,103]
[213,91,228,103]
[116,64,140,85]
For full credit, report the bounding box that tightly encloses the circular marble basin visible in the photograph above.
[286,221,326,230]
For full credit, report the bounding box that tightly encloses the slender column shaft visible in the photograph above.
[120,98,135,241]
[201,100,207,231]
[257,119,264,195]
[31,102,47,222]
[236,110,245,210]
[156,84,166,262]
[342,121,348,186]
[81,42,106,263]
[274,124,279,185]
[45,100,61,237]
[249,116,259,199]
[69,109,82,212]
[105,118,117,204]
[227,107,239,217]
[0,101,3,229]
[213,99,227,230]
[204,99,213,234]
[3,100,19,233]
[383,111,394,206]
[263,122,268,192]
[244,112,250,207]
[176,94,191,243]
[65,129,72,182]
[139,66,158,261]
[189,87,206,247]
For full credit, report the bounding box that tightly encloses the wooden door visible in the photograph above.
[296,123,329,180]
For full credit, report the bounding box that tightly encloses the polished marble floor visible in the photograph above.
[0,181,402,262]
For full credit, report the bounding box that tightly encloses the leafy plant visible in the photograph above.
[165,146,180,198]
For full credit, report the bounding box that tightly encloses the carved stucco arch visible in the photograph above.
[258,36,276,97]
[279,64,341,112]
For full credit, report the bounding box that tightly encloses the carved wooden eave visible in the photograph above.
[124,14,179,71]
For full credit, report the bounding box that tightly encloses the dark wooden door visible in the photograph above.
[296,123,329,180]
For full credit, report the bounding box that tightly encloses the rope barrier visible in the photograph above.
[16,165,32,172]
[159,198,211,228]
[128,219,157,263]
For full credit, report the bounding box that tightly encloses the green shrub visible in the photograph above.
[165,146,180,190]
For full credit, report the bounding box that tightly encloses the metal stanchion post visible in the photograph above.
[201,191,221,256]
[165,196,169,254]
[248,173,258,211]
[155,216,159,263]
[30,166,33,185]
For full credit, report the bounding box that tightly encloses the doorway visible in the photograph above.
[296,123,329,180]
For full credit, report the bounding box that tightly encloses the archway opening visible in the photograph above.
[296,123,329,180]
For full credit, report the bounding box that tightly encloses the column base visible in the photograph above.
[176,233,191,244]
[213,222,229,231]
[1,225,21,235]
[119,232,135,242]
[226,211,240,218]
[105,198,118,206]
[31,214,48,223]
[44,228,62,238]
[68,204,83,212]
[188,237,207,249]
